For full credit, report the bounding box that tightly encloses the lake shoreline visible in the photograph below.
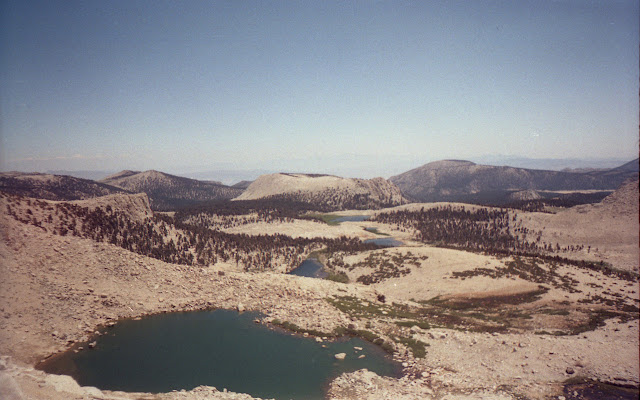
[1,201,637,400]
[37,309,401,399]
[1,212,413,399]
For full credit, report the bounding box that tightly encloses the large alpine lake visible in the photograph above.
[39,309,401,399]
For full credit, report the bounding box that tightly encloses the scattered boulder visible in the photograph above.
[0,372,25,400]
[334,353,346,360]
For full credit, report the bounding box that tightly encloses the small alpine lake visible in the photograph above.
[332,215,370,223]
[364,237,404,247]
[288,258,328,278]
[38,309,401,400]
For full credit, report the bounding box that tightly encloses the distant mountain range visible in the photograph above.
[0,172,130,200]
[100,170,243,210]
[390,158,638,203]
[468,155,633,171]
[2,158,637,210]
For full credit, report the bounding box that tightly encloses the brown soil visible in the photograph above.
[0,192,638,400]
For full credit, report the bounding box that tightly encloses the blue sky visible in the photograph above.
[1,0,638,179]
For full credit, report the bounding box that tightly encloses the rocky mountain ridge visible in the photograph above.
[2,158,637,212]
[390,159,638,203]
[0,171,130,201]
[101,170,243,210]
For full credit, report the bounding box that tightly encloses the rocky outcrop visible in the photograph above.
[334,353,346,360]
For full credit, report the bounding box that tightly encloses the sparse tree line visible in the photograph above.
[326,250,428,285]
[2,192,379,272]
[6,191,632,282]
[255,190,401,211]
[496,191,611,213]
[175,198,323,218]
[373,206,547,255]
[372,205,594,257]
[372,205,636,281]
[172,193,398,229]
[181,213,290,230]
[0,175,127,201]
[173,198,324,229]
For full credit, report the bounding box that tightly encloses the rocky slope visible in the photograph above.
[0,199,353,400]
[390,159,638,202]
[517,179,640,272]
[235,173,408,210]
[231,180,253,190]
[598,178,639,214]
[585,157,639,176]
[0,190,637,400]
[70,193,153,222]
[0,172,129,200]
[101,170,243,210]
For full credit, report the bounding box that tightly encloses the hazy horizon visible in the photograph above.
[2,154,632,186]
[2,1,638,177]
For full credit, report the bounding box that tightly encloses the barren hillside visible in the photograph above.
[390,159,638,203]
[518,179,640,272]
[70,193,153,222]
[101,170,243,210]
[0,172,129,200]
[0,187,637,400]
[235,173,408,210]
